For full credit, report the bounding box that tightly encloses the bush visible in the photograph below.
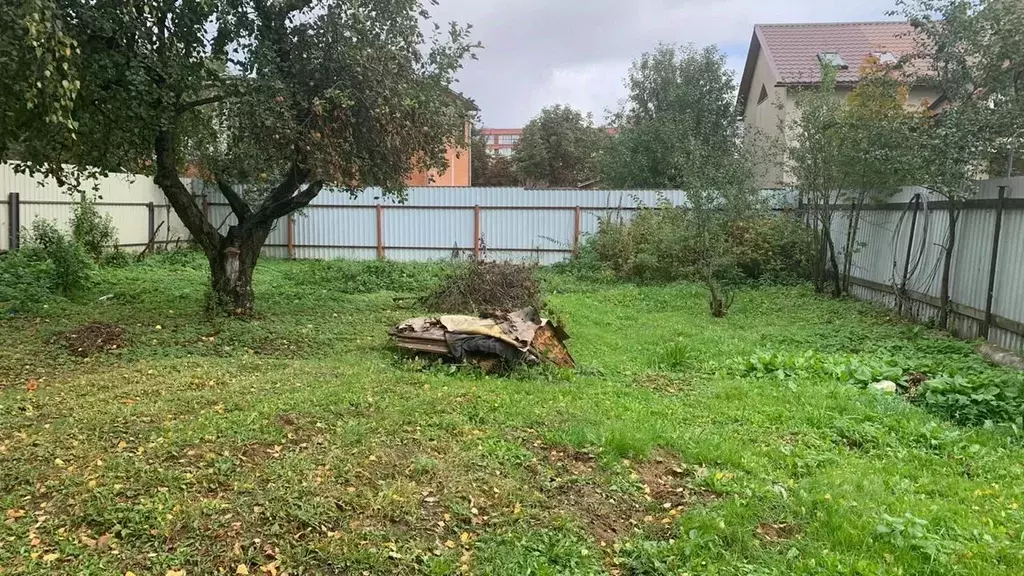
[588,207,816,285]
[278,258,452,294]
[70,196,119,261]
[590,207,700,283]
[22,219,94,296]
[422,260,542,313]
[730,214,817,284]
[0,250,54,310]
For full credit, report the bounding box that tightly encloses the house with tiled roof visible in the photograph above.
[737,21,940,189]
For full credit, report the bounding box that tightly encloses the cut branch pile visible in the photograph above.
[421,261,542,314]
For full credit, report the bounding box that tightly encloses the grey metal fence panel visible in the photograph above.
[833,176,1024,351]
[387,248,463,262]
[306,186,689,208]
[295,206,377,250]
[481,208,575,252]
[383,208,475,252]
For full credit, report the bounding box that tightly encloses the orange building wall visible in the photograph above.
[406,120,472,187]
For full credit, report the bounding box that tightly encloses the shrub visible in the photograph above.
[730,214,817,284]
[70,196,119,261]
[422,260,542,313]
[21,219,94,296]
[588,207,816,285]
[100,245,134,268]
[590,207,701,283]
[278,258,451,294]
[0,250,54,310]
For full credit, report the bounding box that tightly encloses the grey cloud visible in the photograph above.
[426,0,899,126]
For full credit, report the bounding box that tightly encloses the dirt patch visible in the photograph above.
[756,522,800,543]
[276,413,300,427]
[528,445,643,544]
[58,322,126,357]
[421,261,542,314]
[526,442,711,545]
[633,451,719,509]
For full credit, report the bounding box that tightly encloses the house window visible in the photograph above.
[498,135,517,145]
[817,52,848,69]
[499,148,513,157]
[871,51,898,64]
[757,84,769,105]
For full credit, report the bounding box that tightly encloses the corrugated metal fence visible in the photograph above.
[831,176,1024,351]
[0,164,191,252]
[194,180,689,265]
[2,164,687,265]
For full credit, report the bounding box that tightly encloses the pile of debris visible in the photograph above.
[390,307,574,371]
[58,322,126,357]
[420,261,542,314]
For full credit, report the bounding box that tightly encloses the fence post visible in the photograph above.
[898,194,921,316]
[147,201,155,243]
[572,206,582,258]
[287,214,296,259]
[473,205,481,261]
[7,192,19,251]
[981,185,1007,339]
[202,194,210,222]
[375,204,385,260]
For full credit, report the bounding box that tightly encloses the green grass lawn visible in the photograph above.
[2,253,1023,576]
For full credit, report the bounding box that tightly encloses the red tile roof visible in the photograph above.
[738,21,927,107]
[760,21,920,84]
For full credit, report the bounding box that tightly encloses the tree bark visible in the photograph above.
[821,220,843,298]
[207,223,273,314]
[938,208,960,331]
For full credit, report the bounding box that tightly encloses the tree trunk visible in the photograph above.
[822,221,843,298]
[812,229,825,293]
[811,207,826,294]
[938,208,960,331]
[207,224,272,315]
[841,195,864,294]
[151,126,323,316]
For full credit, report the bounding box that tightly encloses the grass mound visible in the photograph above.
[421,261,542,313]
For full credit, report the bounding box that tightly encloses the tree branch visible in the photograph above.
[248,180,324,227]
[215,177,253,221]
[177,94,229,114]
[154,129,221,254]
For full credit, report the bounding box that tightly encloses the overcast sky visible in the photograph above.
[426,0,902,127]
